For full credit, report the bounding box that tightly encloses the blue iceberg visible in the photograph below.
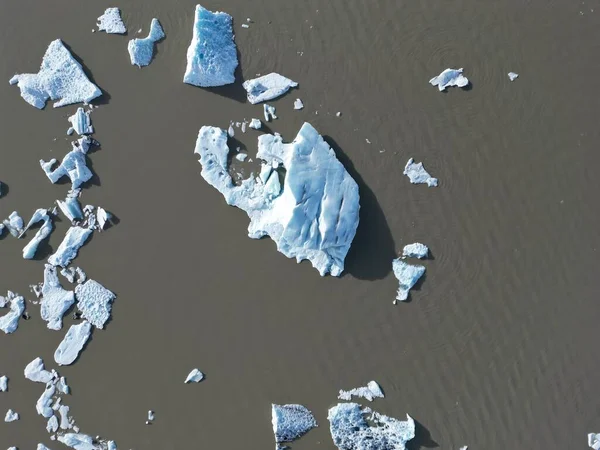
[48,226,93,268]
[392,259,425,302]
[23,209,54,259]
[183,5,238,87]
[272,404,317,444]
[128,19,165,68]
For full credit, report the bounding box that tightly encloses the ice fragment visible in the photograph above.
[0,376,7,392]
[184,368,205,383]
[264,104,277,122]
[402,243,429,259]
[40,145,92,190]
[57,196,83,223]
[58,433,100,450]
[147,410,155,421]
[242,73,298,104]
[96,207,110,230]
[75,280,116,329]
[57,376,70,395]
[4,409,19,422]
[128,19,165,67]
[249,118,262,129]
[58,405,71,430]
[429,68,469,91]
[97,8,127,34]
[54,321,92,365]
[294,98,304,110]
[235,153,247,162]
[272,404,317,444]
[68,108,93,135]
[48,227,93,268]
[508,72,519,81]
[37,384,56,418]
[403,158,438,187]
[38,445,52,450]
[392,259,425,302]
[47,415,59,433]
[25,358,54,383]
[0,294,25,334]
[23,210,54,259]
[338,380,384,402]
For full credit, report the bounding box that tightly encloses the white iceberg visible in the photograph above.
[147,410,155,421]
[338,380,384,402]
[328,403,415,450]
[272,404,317,444]
[3,211,24,237]
[40,264,75,330]
[128,19,165,68]
[263,104,277,122]
[68,108,93,135]
[183,5,238,87]
[0,293,25,334]
[5,409,19,422]
[235,153,247,162]
[97,8,127,34]
[37,384,56,418]
[48,226,93,268]
[429,68,469,91]
[402,243,429,259]
[54,321,92,366]
[184,368,205,383]
[96,207,110,230]
[58,405,72,430]
[249,118,261,129]
[0,375,7,392]
[194,122,360,276]
[57,196,84,223]
[75,280,116,329]
[25,357,55,383]
[58,433,100,450]
[47,415,59,433]
[508,72,519,81]
[392,259,425,302]
[589,433,600,450]
[57,376,70,394]
[23,209,54,259]
[403,158,438,187]
[9,39,102,109]
[242,73,298,104]
[41,145,93,190]
[294,98,304,110]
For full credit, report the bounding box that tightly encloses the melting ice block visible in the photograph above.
[392,259,425,302]
[402,243,429,259]
[338,380,384,402]
[48,227,93,268]
[403,158,438,187]
[75,280,116,329]
[128,19,165,67]
[23,209,54,259]
[0,375,7,391]
[25,357,55,383]
[58,433,100,450]
[242,73,298,104]
[40,264,75,330]
[272,404,317,444]
[0,293,25,334]
[5,409,19,422]
[184,368,205,383]
[9,39,102,109]
[41,145,92,190]
[194,122,360,276]
[54,321,92,366]
[68,108,93,135]
[429,68,469,91]
[183,5,238,87]
[97,8,127,34]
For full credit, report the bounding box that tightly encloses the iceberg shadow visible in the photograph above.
[61,43,111,106]
[406,419,439,450]
[80,155,101,189]
[201,48,247,104]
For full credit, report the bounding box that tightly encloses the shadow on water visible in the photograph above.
[202,48,247,103]
[324,136,396,281]
[406,419,439,450]
[62,43,111,106]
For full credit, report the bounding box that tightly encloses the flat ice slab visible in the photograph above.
[328,403,415,450]
[508,72,519,81]
[54,321,92,365]
[242,73,298,104]
[75,280,116,329]
[68,108,93,135]
[128,19,165,67]
[194,122,360,276]
[0,293,25,334]
[24,357,55,383]
[392,259,425,302]
[402,243,429,259]
[272,404,317,443]
[48,226,93,268]
[23,209,54,259]
[9,39,102,109]
[41,145,93,190]
[183,5,238,87]
[40,264,75,330]
[184,368,205,383]
[403,158,438,187]
[429,68,469,91]
[338,380,384,402]
[97,8,127,34]
[589,433,600,450]
[58,433,101,450]
[5,409,19,422]
[0,375,7,391]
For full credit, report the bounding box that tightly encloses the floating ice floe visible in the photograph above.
[96,207,110,231]
[3,211,24,237]
[429,68,469,91]
[128,18,165,67]
[147,410,155,422]
[23,209,54,259]
[58,433,99,450]
[184,368,205,383]
[75,280,116,329]
[0,293,25,334]
[0,375,7,392]
[338,380,384,402]
[249,118,261,129]
[392,259,425,302]
[68,108,93,135]
[61,267,87,284]
[37,384,56,418]
[57,196,84,224]
[97,8,127,34]
[25,357,55,383]
[328,403,415,450]
[194,122,360,276]
[9,39,102,109]
[403,158,438,187]
[48,226,93,268]
[41,145,93,190]
[294,98,304,110]
[402,243,429,259]
[5,409,19,422]
[183,5,238,87]
[264,104,277,122]
[242,73,298,104]
[47,415,59,433]
[40,264,75,330]
[272,404,317,445]
[589,433,600,450]
[54,321,92,366]
[58,404,73,430]
[235,153,247,162]
[508,72,519,81]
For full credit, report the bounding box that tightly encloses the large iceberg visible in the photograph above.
[97,8,127,34]
[338,380,384,402]
[183,5,238,87]
[41,145,93,189]
[194,122,360,276]
[127,19,165,67]
[0,293,25,334]
[23,209,54,259]
[392,259,425,302]
[54,321,92,365]
[403,158,438,187]
[429,68,469,91]
[48,227,93,268]
[75,280,116,329]
[40,264,75,330]
[328,403,415,450]
[272,404,317,444]
[9,39,102,109]
[242,73,298,104]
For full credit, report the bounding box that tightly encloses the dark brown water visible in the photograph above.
[1,0,600,449]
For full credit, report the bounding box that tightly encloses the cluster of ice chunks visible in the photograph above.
[402,243,429,259]
[242,73,298,104]
[128,19,165,67]
[96,7,127,34]
[338,380,384,402]
[271,404,318,446]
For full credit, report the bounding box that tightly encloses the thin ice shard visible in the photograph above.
[242,73,298,104]
[128,19,165,67]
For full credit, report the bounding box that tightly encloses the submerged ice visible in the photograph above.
[75,279,116,329]
[403,158,438,187]
[338,380,384,402]
[128,19,165,67]
[48,226,93,268]
[40,264,75,330]
[97,8,127,34]
[272,404,317,444]
[429,68,469,91]
[392,259,425,302]
[242,73,298,104]
[194,122,360,276]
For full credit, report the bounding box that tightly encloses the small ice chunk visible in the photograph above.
[57,196,84,223]
[97,8,127,34]
[40,264,75,330]
[5,409,19,422]
[336,112,342,117]
[183,5,238,87]
[0,294,25,334]
[3,211,24,237]
[235,153,247,162]
[25,357,54,383]
[184,368,205,383]
[249,118,262,129]
[47,415,59,433]
[459,446,468,450]
[38,445,52,450]
[0,375,7,392]
[75,280,116,329]
[228,124,235,137]
[68,108,93,135]
[328,403,415,450]
[148,410,155,421]
[392,259,425,302]
[52,397,62,411]
[403,158,438,187]
[48,226,93,268]
[264,104,277,122]
[508,72,519,81]
[107,442,117,450]
[58,433,100,450]
[272,404,317,444]
[37,384,56,418]
[57,376,70,395]
[9,39,102,109]
[96,207,110,231]
[54,321,92,366]
[242,73,298,104]
[294,98,304,110]
[241,23,249,29]
[67,127,74,135]
[23,210,54,259]
[338,380,384,402]
[589,433,600,450]
[429,68,469,91]
[402,243,429,259]
[128,19,165,67]
[241,121,247,133]
[58,405,71,430]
